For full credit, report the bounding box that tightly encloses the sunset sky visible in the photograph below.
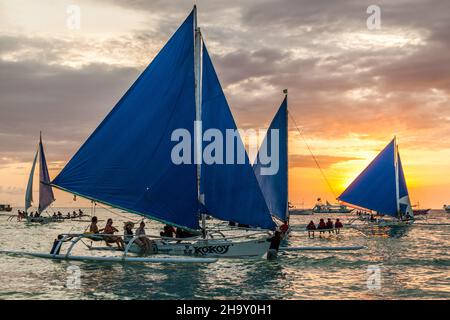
[0,0,449,209]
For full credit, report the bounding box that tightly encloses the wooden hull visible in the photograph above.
[26,216,62,224]
[413,209,430,215]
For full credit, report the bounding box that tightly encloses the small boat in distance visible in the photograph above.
[24,132,56,223]
[0,204,12,212]
[412,202,430,215]
[312,198,353,214]
[288,199,352,215]
[444,205,450,213]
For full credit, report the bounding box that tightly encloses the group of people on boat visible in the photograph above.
[358,211,412,223]
[15,210,52,222]
[52,209,85,220]
[15,209,85,222]
[85,216,151,252]
[84,217,199,253]
[306,218,343,238]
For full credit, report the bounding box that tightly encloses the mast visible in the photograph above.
[284,89,289,223]
[193,5,206,236]
[394,136,400,218]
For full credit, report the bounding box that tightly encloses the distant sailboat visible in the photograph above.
[50,7,275,258]
[253,94,288,223]
[25,133,55,219]
[338,137,414,224]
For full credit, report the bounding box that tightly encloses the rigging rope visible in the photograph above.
[288,110,337,199]
[93,201,145,223]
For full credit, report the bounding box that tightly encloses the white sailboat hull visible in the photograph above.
[95,237,272,258]
[156,238,271,258]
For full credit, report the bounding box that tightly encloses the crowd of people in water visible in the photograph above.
[15,209,85,221]
[305,218,344,238]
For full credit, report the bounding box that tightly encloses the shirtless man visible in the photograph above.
[101,218,125,250]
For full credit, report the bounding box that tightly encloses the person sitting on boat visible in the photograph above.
[66,212,71,219]
[266,231,282,260]
[124,222,134,243]
[334,219,343,234]
[136,221,151,253]
[78,209,84,217]
[57,211,63,219]
[124,221,149,253]
[317,219,327,235]
[404,212,412,221]
[89,216,99,233]
[280,221,289,235]
[369,214,376,222]
[72,211,77,218]
[326,218,334,233]
[306,220,316,238]
[160,224,176,238]
[84,216,102,241]
[101,218,125,250]
[228,221,236,227]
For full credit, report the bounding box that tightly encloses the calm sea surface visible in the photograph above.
[0,208,449,300]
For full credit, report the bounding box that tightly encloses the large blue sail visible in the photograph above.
[338,139,398,217]
[253,97,288,221]
[200,45,276,230]
[39,133,55,213]
[52,12,199,229]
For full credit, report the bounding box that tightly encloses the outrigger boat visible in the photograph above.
[23,133,57,223]
[338,137,414,227]
[412,202,431,216]
[0,204,12,212]
[46,7,277,259]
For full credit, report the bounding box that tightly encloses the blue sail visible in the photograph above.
[200,45,276,230]
[39,133,55,213]
[253,97,288,221]
[52,12,199,230]
[338,139,398,217]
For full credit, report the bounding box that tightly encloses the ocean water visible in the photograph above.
[0,208,449,300]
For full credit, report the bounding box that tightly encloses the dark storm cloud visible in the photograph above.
[0,44,140,164]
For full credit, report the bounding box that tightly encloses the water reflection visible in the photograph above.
[0,210,449,299]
